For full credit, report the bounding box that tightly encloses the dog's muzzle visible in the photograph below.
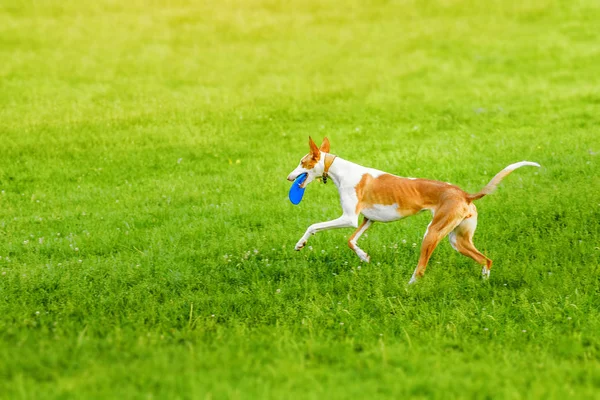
[287,171,302,182]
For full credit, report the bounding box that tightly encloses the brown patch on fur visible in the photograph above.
[354,174,470,216]
[301,153,319,169]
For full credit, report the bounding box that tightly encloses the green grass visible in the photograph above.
[1,0,600,398]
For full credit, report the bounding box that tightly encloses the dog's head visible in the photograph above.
[287,137,330,188]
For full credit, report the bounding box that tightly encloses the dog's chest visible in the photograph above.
[360,204,403,222]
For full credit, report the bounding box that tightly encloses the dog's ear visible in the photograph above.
[319,137,330,153]
[308,136,320,158]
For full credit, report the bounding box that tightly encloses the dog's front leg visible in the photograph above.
[295,214,358,251]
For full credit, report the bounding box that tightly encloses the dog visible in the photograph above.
[287,137,540,284]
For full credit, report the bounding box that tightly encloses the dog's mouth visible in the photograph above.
[295,173,309,188]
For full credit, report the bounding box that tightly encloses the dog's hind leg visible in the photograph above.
[348,217,373,262]
[448,211,493,279]
[409,205,465,284]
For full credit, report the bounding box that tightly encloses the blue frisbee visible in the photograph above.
[289,173,308,205]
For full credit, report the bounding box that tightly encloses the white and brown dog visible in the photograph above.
[287,137,540,284]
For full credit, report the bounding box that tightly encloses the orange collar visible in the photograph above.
[322,154,336,184]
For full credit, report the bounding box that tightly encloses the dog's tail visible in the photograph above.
[467,161,541,202]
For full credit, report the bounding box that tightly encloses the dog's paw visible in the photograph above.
[482,267,491,279]
[295,241,306,251]
[408,271,421,285]
[356,249,370,263]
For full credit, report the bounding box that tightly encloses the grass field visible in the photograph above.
[1,0,600,398]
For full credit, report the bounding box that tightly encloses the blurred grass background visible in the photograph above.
[1,0,599,398]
